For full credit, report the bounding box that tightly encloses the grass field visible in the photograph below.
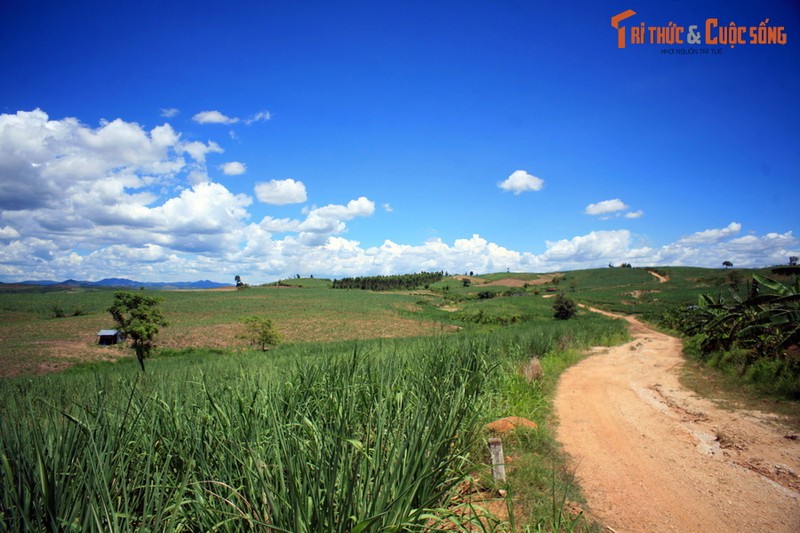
[0,267,785,531]
[0,285,450,377]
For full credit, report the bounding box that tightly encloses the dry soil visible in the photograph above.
[555,309,800,533]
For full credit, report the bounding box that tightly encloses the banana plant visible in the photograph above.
[680,273,799,362]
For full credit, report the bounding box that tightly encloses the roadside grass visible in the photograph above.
[478,319,628,531]
[0,279,629,531]
[679,347,800,431]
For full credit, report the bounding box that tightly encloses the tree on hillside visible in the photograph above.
[108,291,168,371]
[790,256,798,267]
[240,316,282,351]
[723,261,733,269]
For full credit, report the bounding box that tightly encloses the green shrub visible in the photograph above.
[552,294,577,320]
[240,315,282,351]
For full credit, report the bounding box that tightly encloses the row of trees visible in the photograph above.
[332,271,445,291]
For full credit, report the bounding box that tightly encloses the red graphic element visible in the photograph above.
[612,10,637,48]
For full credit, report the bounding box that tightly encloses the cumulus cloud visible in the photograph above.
[181,140,223,164]
[678,222,742,245]
[298,197,374,243]
[498,170,544,194]
[254,179,307,205]
[625,210,644,219]
[160,108,179,118]
[0,109,254,277]
[585,198,629,216]
[220,161,246,175]
[0,109,795,284]
[192,110,240,125]
[0,109,211,212]
[253,197,376,247]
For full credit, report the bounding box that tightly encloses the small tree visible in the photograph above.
[722,261,733,269]
[552,294,578,320]
[240,316,282,351]
[108,291,168,371]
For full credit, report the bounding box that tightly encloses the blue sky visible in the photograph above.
[1,0,798,283]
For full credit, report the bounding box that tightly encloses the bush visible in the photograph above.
[552,294,577,320]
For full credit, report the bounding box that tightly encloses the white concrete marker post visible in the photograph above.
[488,437,506,484]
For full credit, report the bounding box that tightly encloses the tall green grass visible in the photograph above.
[0,296,629,531]
[0,339,493,531]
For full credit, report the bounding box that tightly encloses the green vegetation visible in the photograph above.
[0,272,631,531]
[1,266,796,530]
[0,322,627,531]
[239,315,282,351]
[108,291,169,371]
[0,342,484,531]
[552,294,578,320]
[332,271,445,290]
[670,272,800,397]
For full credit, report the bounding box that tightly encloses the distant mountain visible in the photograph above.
[13,278,231,290]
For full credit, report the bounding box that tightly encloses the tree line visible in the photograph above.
[332,271,445,291]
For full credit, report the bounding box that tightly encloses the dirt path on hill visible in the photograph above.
[647,270,669,283]
[555,309,800,533]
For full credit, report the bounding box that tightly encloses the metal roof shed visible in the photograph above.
[97,329,125,345]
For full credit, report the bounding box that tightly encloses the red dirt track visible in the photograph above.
[555,309,800,532]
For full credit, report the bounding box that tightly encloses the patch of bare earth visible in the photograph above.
[628,289,660,299]
[487,274,559,288]
[555,309,800,532]
[452,274,560,288]
[647,270,670,283]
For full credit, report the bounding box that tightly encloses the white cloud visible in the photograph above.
[245,110,271,124]
[297,197,375,245]
[498,170,544,194]
[543,230,632,262]
[585,198,629,216]
[0,226,20,240]
[254,179,307,205]
[383,203,394,212]
[220,161,246,175]
[678,222,742,245]
[160,108,179,118]
[192,110,240,125]
[181,140,223,163]
[625,210,644,219]
[0,108,795,285]
[254,197,375,247]
[0,109,192,211]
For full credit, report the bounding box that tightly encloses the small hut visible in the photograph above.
[97,329,125,345]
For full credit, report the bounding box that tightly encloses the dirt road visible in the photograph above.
[555,309,800,533]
